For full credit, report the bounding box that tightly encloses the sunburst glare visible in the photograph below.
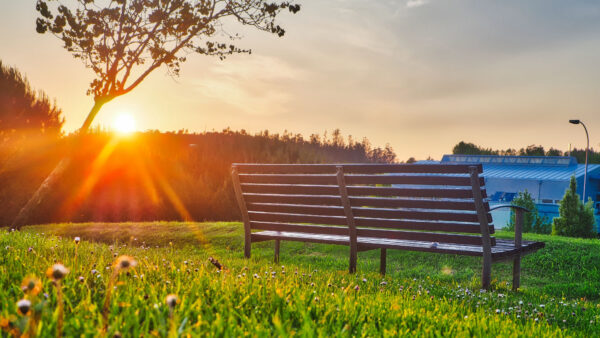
[113,113,136,134]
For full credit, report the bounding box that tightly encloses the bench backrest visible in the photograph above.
[231,163,495,247]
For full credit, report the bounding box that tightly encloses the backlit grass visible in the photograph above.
[0,222,598,336]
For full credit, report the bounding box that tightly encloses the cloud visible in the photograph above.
[190,55,304,116]
[406,0,429,8]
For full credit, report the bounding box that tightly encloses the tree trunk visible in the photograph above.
[11,99,106,229]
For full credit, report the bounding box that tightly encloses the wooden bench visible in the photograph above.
[231,163,545,290]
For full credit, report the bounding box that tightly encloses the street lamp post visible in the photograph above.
[569,119,589,202]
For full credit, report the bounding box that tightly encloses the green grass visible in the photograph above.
[0,222,598,336]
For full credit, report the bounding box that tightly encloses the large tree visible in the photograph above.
[12,0,300,228]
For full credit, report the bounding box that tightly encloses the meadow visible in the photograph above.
[1,222,599,336]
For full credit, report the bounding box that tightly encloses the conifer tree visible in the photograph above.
[552,176,597,238]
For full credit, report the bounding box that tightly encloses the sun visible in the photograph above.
[113,113,136,134]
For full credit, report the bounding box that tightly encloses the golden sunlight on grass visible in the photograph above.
[112,113,136,135]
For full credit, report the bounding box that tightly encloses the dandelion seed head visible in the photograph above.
[166,294,178,308]
[46,263,69,281]
[21,276,42,295]
[114,255,137,271]
[74,237,81,244]
[17,299,31,315]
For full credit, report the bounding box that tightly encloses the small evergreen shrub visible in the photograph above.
[552,176,597,238]
[505,190,551,234]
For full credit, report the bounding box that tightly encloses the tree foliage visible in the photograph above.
[0,128,395,225]
[505,190,551,234]
[0,61,64,142]
[35,0,300,129]
[452,141,599,164]
[552,176,597,238]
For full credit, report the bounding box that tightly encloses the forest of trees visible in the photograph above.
[452,141,600,164]
[0,128,397,225]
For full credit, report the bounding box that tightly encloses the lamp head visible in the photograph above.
[569,119,581,124]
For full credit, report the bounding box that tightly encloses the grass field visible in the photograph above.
[1,222,599,336]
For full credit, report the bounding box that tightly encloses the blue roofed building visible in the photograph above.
[440,155,600,232]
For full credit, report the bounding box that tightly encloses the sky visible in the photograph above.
[1,0,600,161]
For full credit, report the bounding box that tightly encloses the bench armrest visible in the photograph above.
[489,204,530,213]
[489,204,529,248]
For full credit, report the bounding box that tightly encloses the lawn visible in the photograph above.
[1,222,599,336]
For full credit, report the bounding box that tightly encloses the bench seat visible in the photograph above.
[252,230,544,260]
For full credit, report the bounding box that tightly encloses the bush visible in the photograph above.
[552,176,597,238]
[505,190,551,234]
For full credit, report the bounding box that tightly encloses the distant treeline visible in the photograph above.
[0,129,396,226]
[453,141,600,164]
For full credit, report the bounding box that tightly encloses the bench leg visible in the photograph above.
[349,246,357,274]
[380,248,387,275]
[482,256,491,290]
[274,239,280,263]
[244,237,251,259]
[512,255,521,291]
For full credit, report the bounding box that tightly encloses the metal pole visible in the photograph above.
[581,122,589,202]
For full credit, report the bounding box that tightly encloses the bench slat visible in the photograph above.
[249,224,489,245]
[242,184,340,195]
[244,193,342,206]
[239,173,485,187]
[247,203,345,216]
[352,207,491,223]
[239,174,337,185]
[248,211,348,226]
[250,231,534,257]
[350,197,486,211]
[356,228,491,246]
[241,184,487,199]
[233,163,482,174]
[247,203,491,224]
[251,221,348,235]
[243,193,487,211]
[347,186,488,199]
[354,217,495,234]
[252,219,491,234]
[345,174,484,187]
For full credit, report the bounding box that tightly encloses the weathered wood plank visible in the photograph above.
[239,174,337,185]
[247,203,346,216]
[350,197,485,211]
[244,193,342,206]
[352,207,489,223]
[250,231,543,258]
[346,186,488,199]
[233,163,482,174]
[355,228,493,246]
[241,184,340,195]
[250,221,348,235]
[241,184,487,199]
[344,175,484,186]
[248,211,348,225]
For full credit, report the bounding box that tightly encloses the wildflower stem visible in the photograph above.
[56,281,64,338]
[102,269,118,332]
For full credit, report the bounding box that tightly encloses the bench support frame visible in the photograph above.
[469,167,493,289]
[336,166,358,273]
[232,163,540,291]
